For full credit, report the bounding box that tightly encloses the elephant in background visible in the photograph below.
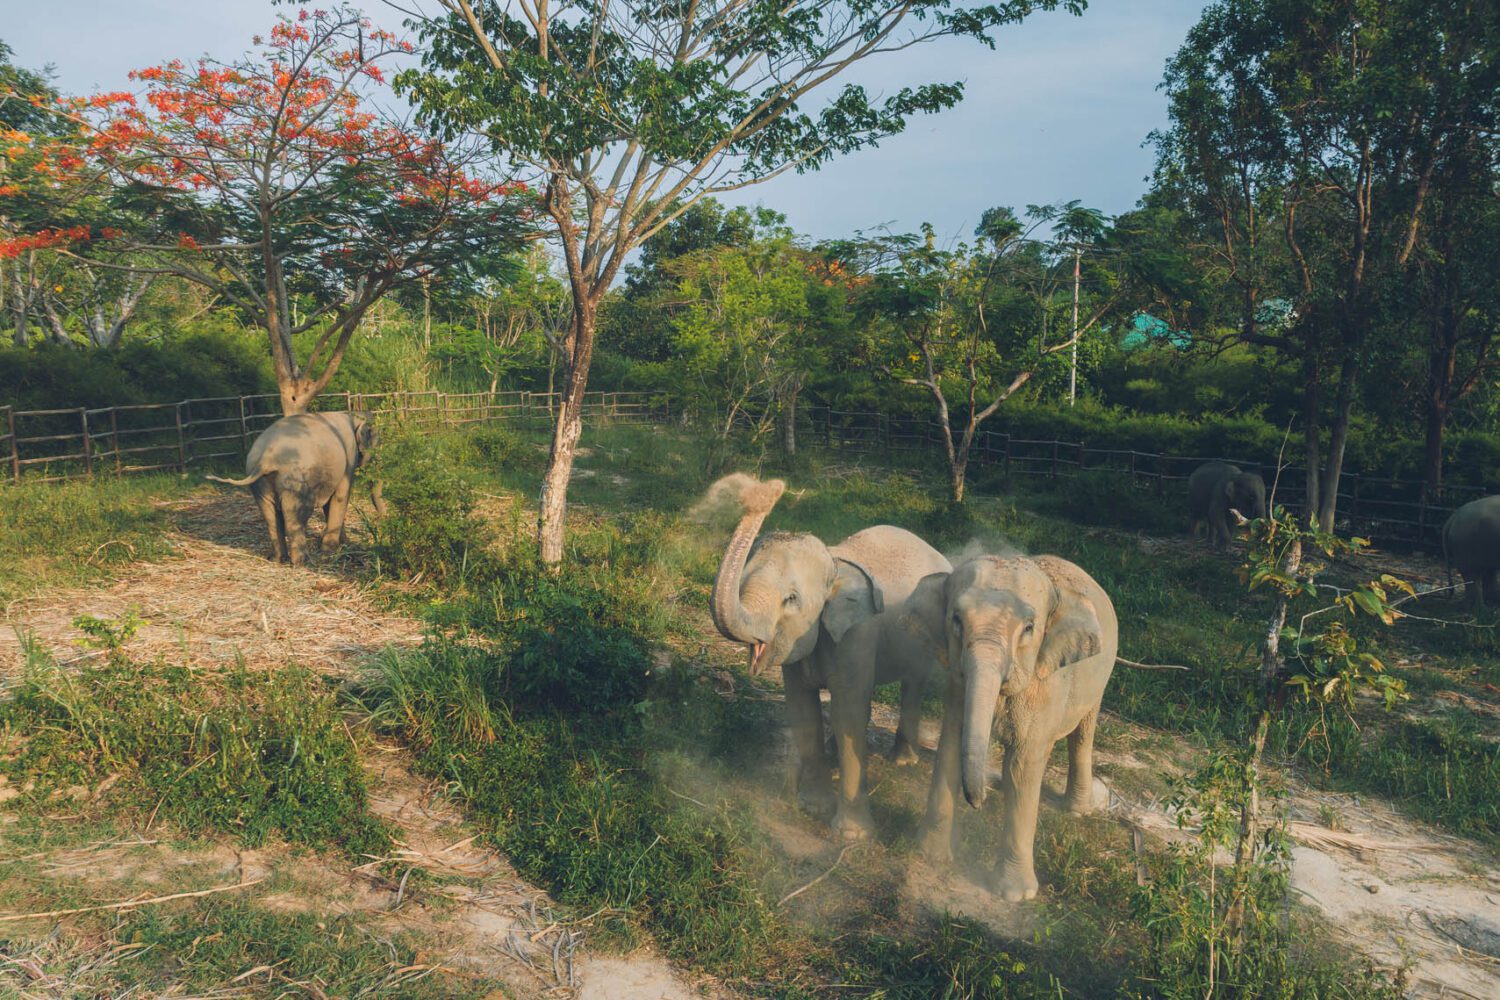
[917,554,1119,902]
[708,474,950,806]
[208,410,383,567]
[1442,496,1500,610]
[1188,461,1266,548]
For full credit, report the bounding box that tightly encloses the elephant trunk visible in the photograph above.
[710,477,787,664]
[960,650,1006,808]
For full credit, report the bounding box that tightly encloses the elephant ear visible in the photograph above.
[821,557,883,642]
[1036,586,1103,681]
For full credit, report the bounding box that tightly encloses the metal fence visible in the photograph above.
[0,390,663,484]
[802,406,1486,552]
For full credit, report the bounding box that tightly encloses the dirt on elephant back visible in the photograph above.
[0,489,424,680]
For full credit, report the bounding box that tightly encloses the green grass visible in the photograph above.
[0,474,189,604]
[0,629,389,857]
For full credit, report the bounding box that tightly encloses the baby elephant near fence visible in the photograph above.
[207,411,383,567]
[1187,461,1266,549]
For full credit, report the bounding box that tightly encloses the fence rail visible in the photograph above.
[800,406,1484,553]
[0,391,1482,552]
[0,390,664,485]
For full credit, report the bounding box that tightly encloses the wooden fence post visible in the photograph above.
[111,407,122,475]
[1051,440,1060,479]
[79,408,93,477]
[5,407,16,483]
[174,403,187,472]
[237,397,249,456]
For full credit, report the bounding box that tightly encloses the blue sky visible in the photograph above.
[2,0,1208,243]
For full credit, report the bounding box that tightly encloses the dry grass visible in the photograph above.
[0,491,423,680]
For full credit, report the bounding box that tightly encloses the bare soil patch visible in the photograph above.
[0,490,421,680]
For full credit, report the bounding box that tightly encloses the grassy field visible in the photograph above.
[2,419,1494,997]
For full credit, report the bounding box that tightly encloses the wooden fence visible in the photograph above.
[803,406,1486,552]
[0,390,1481,551]
[0,390,663,484]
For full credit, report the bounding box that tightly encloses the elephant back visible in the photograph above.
[831,526,951,609]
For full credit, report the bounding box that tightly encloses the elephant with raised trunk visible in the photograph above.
[207,410,383,567]
[1188,461,1266,548]
[1442,495,1500,610]
[917,554,1119,902]
[708,474,950,806]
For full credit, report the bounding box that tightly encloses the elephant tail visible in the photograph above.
[205,471,265,487]
[1116,656,1188,671]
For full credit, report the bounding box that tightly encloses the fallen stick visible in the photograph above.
[0,877,266,923]
[778,844,859,908]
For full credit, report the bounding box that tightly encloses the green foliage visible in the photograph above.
[0,327,273,410]
[827,918,1048,999]
[367,429,492,584]
[360,642,777,973]
[1128,750,1396,1000]
[0,625,388,856]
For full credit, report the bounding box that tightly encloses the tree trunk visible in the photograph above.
[537,298,597,566]
[1423,308,1462,494]
[1318,357,1359,532]
[780,382,801,457]
[1300,358,1321,519]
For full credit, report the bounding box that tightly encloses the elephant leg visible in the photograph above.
[1064,712,1099,815]
[280,489,312,567]
[890,673,925,766]
[783,662,832,811]
[322,477,353,551]
[995,744,1048,902]
[252,480,285,563]
[830,673,876,841]
[918,668,965,863]
[1461,569,1484,611]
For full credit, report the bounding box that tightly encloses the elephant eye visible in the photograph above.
[950,613,962,633]
[784,593,800,608]
[1022,620,1035,636]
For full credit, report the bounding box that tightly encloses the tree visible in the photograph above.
[1154,0,1499,530]
[398,0,1087,565]
[1,7,531,413]
[845,207,1117,501]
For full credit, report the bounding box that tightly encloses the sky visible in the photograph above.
[1,0,1209,244]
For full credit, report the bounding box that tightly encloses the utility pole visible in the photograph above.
[1069,245,1080,406]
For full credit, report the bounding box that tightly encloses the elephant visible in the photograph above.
[1188,461,1266,548]
[1442,495,1500,610]
[708,474,951,807]
[207,410,383,567]
[915,554,1119,902]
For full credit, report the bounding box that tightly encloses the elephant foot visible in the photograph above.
[889,740,921,766]
[992,863,1039,902]
[791,764,836,819]
[832,802,874,843]
[1064,788,1095,816]
[918,823,954,864]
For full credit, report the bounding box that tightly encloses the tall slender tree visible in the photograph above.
[397,0,1087,564]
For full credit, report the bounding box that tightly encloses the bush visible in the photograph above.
[0,327,273,410]
[367,430,492,583]
[0,618,388,856]
[360,641,777,973]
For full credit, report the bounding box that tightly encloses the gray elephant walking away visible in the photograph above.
[1442,495,1500,610]
[207,411,381,567]
[1188,461,1266,548]
[706,473,950,811]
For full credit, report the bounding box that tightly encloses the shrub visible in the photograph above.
[360,641,777,973]
[0,619,388,856]
[367,430,492,583]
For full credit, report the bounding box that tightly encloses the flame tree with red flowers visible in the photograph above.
[0,6,532,413]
